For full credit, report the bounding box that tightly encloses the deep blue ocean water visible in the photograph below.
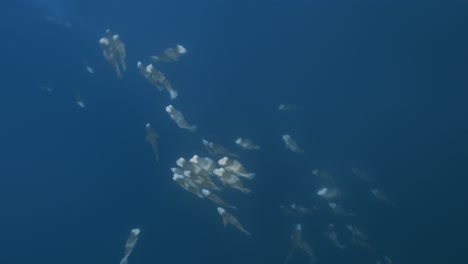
[1,0,467,264]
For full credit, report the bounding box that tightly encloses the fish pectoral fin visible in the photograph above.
[222,217,228,226]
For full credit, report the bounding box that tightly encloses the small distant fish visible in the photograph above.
[316,187,341,200]
[282,134,304,154]
[189,155,216,174]
[278,104,297,111]
[40,85,53,93]
[202,139,239,158]
[329,202,356,217]
[100,29,126,79]
[346,225,368,241]
[217,207,251,236]
[290,203,315,214]
[351,167,375,182]
[213,168,251,193]
[145,123,160,162]
[285,224,317,263]
[371,188,397,207]
[74,92,86,108]
[120,228,141,264]
[235,137,260,150]
[323,223,346,249]
[82,59,95,74]
[150,45,187,62]
[76,101,86,108]
[312,169,336,183]
[202,189,237,209]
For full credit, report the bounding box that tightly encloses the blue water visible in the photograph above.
[1,0,467,263]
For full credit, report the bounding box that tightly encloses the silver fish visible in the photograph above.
[282,134,304,154]
[150,45,187,62]
[217,207,250,236]
[166,105,197,132]
[120,228,140,264]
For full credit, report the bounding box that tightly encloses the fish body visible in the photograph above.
[316,187,341,200]
[329,202,357,217]
[346,225,368,240]
[324,223,346,249]
[100,29,126,79]
[213,168,251,193]
[371,189,397,207]
[202,139,239,158]
[235,138,260,150]
[120,228,141,264]
[166,105,197,132]
[189,155,216,174]
[217,207,250,236]
[150,45,187,62]
[145,123,160,162]
[218,157,255,179]
[202,189,236,209]
[282,134,304,154]
[173,174,204,198]
[286,224,317,263]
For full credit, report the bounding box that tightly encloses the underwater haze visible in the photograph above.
[0,0,467,264]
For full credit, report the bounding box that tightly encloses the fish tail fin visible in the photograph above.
[246,173,256,180]
[119,257,128,264]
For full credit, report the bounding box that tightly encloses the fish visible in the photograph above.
[278,104,297,111]
[146,64,178,99]
[371,188,397,207]
[217,207,251,236]
[351,167,375,182]
[285,224,317,263]
[150,45,187,62]
[213,168,251,193]
[74,92,86,108]
[145,123,160,162]
[316,187,341,200]
[346,225,368,240]
[173,174,204,198]
[40,85,53,93]
[312,168,336,183]
[99,29,126,79]
[235,138,260,150]
[165,105,197,132]
[290,203,315,214]
[202,139,239,158]
[82,59,94,74]
[202,189,237,209]
[329,202,356,217]
[120,228,141,264]
[218,157,255,179]
[189,155,217,174]
[282,134,304,154]
[324,223,346,249]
